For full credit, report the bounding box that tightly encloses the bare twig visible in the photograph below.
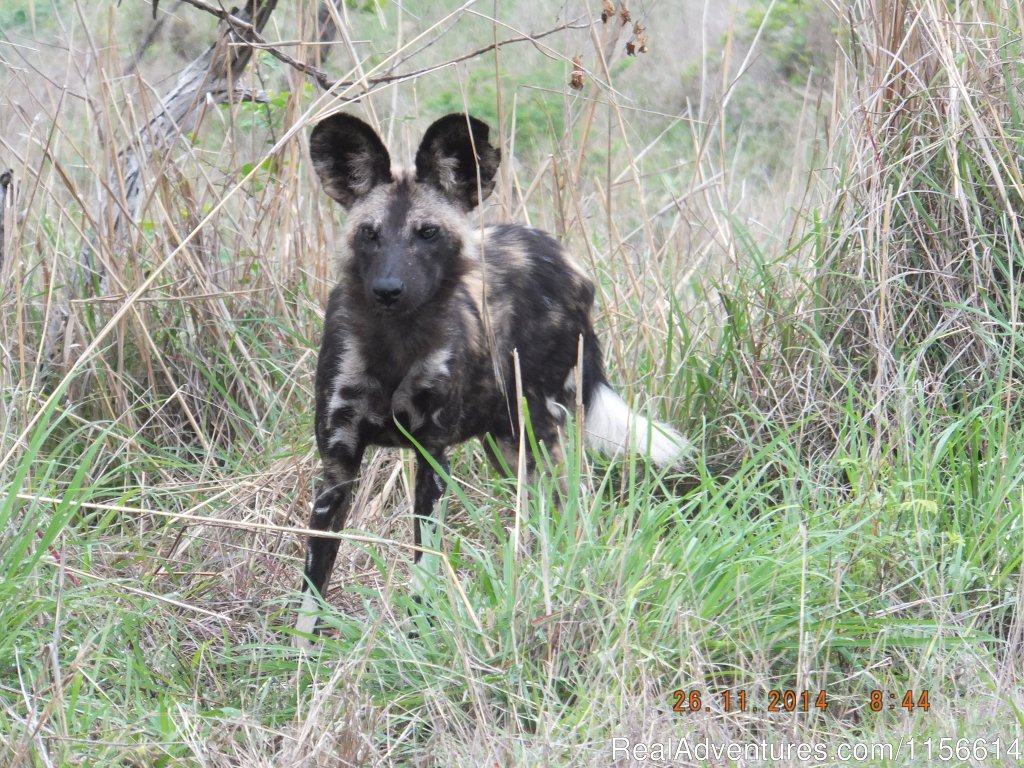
[176,0,586,95]
[0,169,11,272]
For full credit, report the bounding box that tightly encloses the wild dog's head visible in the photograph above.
[310,113,500,316]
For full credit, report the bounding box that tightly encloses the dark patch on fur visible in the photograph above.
[332,405,357,424]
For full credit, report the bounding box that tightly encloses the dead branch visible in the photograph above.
[176,0,586,95]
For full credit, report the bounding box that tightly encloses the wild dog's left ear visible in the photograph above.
[415,113,501,210]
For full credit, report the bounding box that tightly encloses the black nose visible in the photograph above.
[372,277,404,307]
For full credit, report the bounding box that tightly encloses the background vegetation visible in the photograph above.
[2,0,1023,765]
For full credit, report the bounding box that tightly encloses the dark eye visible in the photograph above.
[418,225,439,240]
[359,224,379,241]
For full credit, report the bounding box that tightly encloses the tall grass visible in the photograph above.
[2,0,1023,765]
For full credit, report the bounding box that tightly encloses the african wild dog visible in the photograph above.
[295,112,689,641]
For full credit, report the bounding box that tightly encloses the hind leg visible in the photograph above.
[482,433,519,476]
[531,412,570,500]
[482,403,569,495]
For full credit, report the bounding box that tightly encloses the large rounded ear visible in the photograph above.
[414,113,501,210]
[309,114,392,208]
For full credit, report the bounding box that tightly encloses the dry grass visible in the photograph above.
[2,0,1024,766]
[812,0,1024,417]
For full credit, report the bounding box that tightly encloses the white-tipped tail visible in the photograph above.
[584,383,690,469]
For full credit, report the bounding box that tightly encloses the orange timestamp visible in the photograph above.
[672,689,829,713]
[672,688,931,714]
[869,689,930,712]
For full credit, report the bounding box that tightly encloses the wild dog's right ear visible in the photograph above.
[415,113,501,210]
[309,114,392,208]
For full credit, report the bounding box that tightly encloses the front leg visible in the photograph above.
[410,450,449,599]
[295,454,361,642]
